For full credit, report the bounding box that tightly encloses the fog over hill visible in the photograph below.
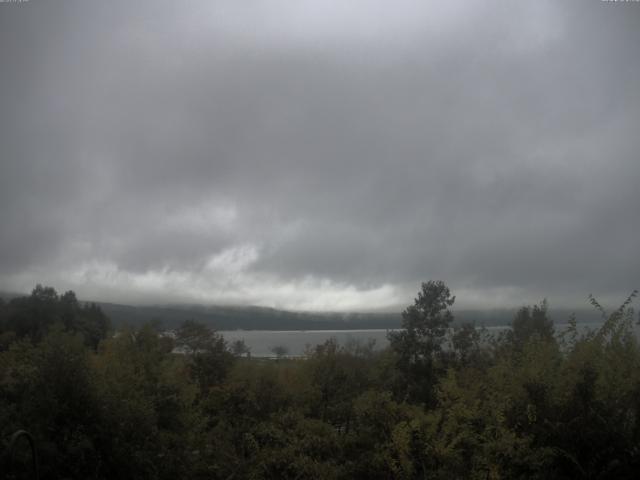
[0,288,618,331]
[81,300,607,331]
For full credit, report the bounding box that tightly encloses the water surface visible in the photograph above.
[220,322,619,357]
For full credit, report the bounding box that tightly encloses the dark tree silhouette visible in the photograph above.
[388,280,455,405]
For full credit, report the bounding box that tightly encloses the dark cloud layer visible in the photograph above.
[1,0,638,310]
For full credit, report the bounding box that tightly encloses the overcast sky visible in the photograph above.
[0,0,639,311]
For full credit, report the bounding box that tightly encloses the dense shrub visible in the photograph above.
[1,285,639,479]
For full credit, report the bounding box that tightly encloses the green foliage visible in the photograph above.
[231,338,251,357]
[174,319,235,393]
[1,285,110,349]
[93,324,200,479]
[0,328,102,479]
[304,338,377,426]
[269,344,289,359]
[451,322,488,367]
[509,300,555,350]
[387,280,456,405]
[2,283,640,479]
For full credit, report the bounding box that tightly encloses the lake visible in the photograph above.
[219,329,391,357]
[219,322,615,357]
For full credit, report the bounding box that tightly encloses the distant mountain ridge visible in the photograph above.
[80,302,608,331]
[1,291,605,330]
[95,302,403,330]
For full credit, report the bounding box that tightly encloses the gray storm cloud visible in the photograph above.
[0,0,638,310]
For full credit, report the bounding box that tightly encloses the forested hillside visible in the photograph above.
[96,302,403,331]
[1,282,639,479]
[0,292,605,331]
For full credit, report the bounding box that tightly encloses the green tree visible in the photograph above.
[175,320,234,392]
[509,300,554,350]
[94,323,200,480]
[388,280,455,405]
[270,345,289,360]
[3,286,110,349]
[0,327,103,479]
[451,322,485,367]
[305,338,375,428]
[231,338,251,358]
[6,285,60,342]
